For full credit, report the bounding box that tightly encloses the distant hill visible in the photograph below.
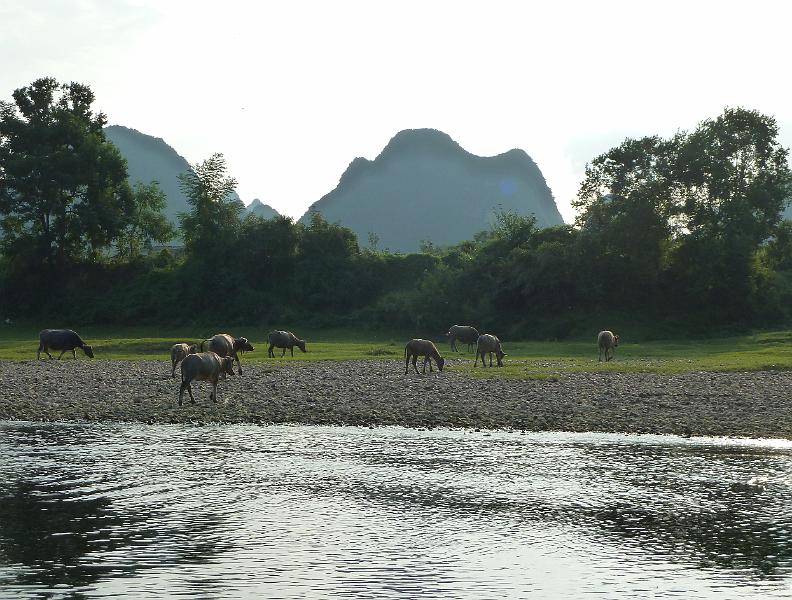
[104,125,242,225]
[299,129,563,252]
[246,199,280,220]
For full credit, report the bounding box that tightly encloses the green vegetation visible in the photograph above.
[0,78,173,268]
[4,327,792,379]
[2,78,792,347]
[456,330,792,379]
[0,325,408,362]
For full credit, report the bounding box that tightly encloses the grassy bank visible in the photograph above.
[3,326,792,377]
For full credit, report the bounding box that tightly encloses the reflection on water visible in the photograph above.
[0,423,791,598]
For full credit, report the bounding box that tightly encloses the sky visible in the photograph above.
[2,0,791,224]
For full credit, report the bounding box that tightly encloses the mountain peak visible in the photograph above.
[104,125,242,226]
[246,198,280,219]
[300,128,562,252]
[378,128,463,156]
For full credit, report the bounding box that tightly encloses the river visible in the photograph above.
[0,422,790,598]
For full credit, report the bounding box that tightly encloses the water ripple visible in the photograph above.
[0,423,791,598]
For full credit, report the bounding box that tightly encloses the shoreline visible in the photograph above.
[2,359,791,439]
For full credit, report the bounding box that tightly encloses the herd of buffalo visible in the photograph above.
[34,326,620,406]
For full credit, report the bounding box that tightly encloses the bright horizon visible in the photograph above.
[2,0,791,224]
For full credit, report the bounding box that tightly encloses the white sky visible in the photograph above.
[2,0,791,223]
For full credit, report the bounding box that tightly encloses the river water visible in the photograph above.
[0,422,790,599]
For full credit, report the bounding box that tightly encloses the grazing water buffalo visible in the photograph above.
[598,330,620,362]
[200,333,254,374]
[404,339,445,375]
[447,325,480,353]
[178,351,236,406]
[170,343,198,378]
[474,334,506,367]
[37,329,94,360]
[267,330,306,358]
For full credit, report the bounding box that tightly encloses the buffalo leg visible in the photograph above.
[178,380,191,406]
[405,353,411,374]
[412,355,420,375]
[57,350,67,360]
[281,348,286,358]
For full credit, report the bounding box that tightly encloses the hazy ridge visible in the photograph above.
[300,128,563,252]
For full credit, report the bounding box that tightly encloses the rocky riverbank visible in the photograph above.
[1,359,791,438]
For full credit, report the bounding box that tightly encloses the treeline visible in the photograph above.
[1,78,792,338]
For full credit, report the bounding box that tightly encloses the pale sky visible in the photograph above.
[2,0,791,223]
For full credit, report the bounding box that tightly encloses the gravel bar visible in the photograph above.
[2,359,791,438]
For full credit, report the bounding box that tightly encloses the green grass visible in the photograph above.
[0,325,409,363]
[454,331,792,379]
[4,325,792,378]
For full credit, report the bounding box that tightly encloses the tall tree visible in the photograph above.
[177,153,241,254]
[573,110,792,315]
[669,109,792,314]
[672,108,790,242]
[573,136,675,307]
[116,182,175,259]
[294,212,360,309]
[0,77,134,267]
[237,214,299,284]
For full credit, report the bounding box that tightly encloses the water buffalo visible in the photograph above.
[598,330,620,362]
[178,351,236,406]
[447,325,480,353]
[267,330,306,358]
[404,339,445,374]
[475,334,506,367]
[37,329,94,360]
[200,333,254,374]
[170,343,198,378]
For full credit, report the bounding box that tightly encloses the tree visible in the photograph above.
[237,214,299,284]
[672,108,790,242]
[116,182,175,259]
[0,77,135,267]
[177,153,241,254]
[573,137,676,308]
[573,110,792,316]
[763,220,792,272]
[668,109,792,314]
[294,212,360,310]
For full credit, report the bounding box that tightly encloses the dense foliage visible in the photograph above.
[1,80,791,339]
[0,78,173,271]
